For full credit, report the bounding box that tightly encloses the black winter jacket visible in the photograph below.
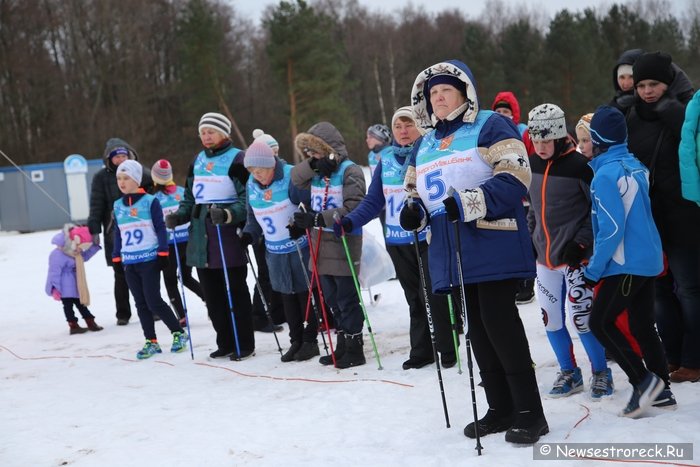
[627,66,699,248]
[87,138,152,265]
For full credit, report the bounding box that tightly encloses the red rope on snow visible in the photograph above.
[0,344,412,388]
[565,403,591,439]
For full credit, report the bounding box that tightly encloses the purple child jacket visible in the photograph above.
[45,231,100,298]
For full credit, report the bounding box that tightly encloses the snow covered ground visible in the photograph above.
[1,221,699,467]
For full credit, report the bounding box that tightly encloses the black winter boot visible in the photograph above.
[294,342,320,361]
[281,342,302,362]
[335,333,366,369]
[463,371,515,439]
[68,321,88,335]
[504,371,549,444]
[463,409,514,439]
[319,331,345,366]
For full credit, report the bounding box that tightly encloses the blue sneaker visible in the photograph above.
[652,388,677,410]
[590,368,614,400]
[549,367,584,398]
[620,372,665,418]
[136,340,162,360]
[171,331,189,353]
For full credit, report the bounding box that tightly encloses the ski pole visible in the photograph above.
[293,237,329,355]
[299,202,336,365]
[450,210,483,456]
[241,236,283,356]
[333,212,382,370]
[171,230,194,360]
[412,230,450,428]
[447,295,463,374]
[215,223,242,359]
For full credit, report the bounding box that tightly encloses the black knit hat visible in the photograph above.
[633,52,674,86]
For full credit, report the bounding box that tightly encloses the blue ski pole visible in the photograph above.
[215,224,242,359]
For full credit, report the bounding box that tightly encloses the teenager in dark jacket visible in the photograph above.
[526,103,612,401]
[608,48,645,114]
[627,52,700,383]
[87,138,152,325]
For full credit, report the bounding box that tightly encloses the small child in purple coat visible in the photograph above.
[45,224,104,334]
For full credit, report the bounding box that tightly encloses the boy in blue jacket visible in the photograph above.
[585,106,674,418]
[113,160,188,359]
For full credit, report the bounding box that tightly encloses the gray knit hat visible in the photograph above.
[244,140,276,169]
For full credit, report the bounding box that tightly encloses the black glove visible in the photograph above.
[112,261,124,274]
[583,275,599,289]
[165,214,180,230]
[562,240,587,267]
[239,232,254,247]
[399,202,424,231]
[315,156,338,178]
[287,223,306,240]
[443,196,460,223]
[294,210,324,229]
[333,217,353,238]
[91,233,101,246]
[209,207,228,225]
[157,255,169,271]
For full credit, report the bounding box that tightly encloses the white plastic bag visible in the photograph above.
[359,228,395,288]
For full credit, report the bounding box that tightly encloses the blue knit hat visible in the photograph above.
[590,106,627,149]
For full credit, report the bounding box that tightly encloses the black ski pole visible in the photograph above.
[449,193,483,455]
[240,236,283,356]
[412,230,450,428]
[171,230,194,360]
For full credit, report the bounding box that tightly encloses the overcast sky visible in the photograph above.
[230,0,694,24]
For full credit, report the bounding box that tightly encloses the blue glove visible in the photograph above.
[333,217,353,238]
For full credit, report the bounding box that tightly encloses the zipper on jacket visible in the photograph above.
[541,160,553,269]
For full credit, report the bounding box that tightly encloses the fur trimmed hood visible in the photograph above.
[295,121,349,162]
[411,59,479,132]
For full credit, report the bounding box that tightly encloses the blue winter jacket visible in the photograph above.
[679,89,700,206]
[405,59,535,292]
[584,144,663,283]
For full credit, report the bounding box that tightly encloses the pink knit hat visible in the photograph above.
[152,159,173,185]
